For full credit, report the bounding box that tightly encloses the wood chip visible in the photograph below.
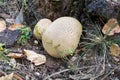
[0,20,6,32]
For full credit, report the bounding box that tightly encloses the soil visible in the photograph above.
[0,0,120,80]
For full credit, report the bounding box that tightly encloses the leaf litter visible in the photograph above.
[0,0,120,80]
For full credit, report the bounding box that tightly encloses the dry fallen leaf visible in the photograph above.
[0,20,6,32]
[102,18,120,36]
[110,44,120,57]
[23,49,46,66]
[7,53,24,58]
[0,73,14,80]
[8,24,23,30]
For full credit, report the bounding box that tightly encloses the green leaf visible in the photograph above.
[0,43,5,51]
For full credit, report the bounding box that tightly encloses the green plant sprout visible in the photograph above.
[0,43,10,61]
[78,22,120,66]
[81,22,119,50]
[107,38,120,45]
[23,0,28,9]
[57,49,74,62]
[0,0,3,5]
[17,26,31,45]
[0,43,5,51]
[0,43,10,54]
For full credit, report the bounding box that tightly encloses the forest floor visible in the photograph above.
[0,0,120,80]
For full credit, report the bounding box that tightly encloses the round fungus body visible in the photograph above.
[33,18,52,40]
[42,17,82,58]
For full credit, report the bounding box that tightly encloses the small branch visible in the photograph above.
[101,67,118,80]
[43,65,99,80]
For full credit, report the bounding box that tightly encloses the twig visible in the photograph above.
[43,69,70,80]
[101,67,118,80]
[43,65,99,80]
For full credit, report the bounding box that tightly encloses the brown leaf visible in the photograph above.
[110,44,120,57]
[102,18,120,36]
[0,73,14,80]
[7,53,24,58]
[8,24,23,31]
[22,49,46,66]
[0,20,6,32]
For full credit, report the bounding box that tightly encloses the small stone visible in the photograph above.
[10,58,16,67]
[34,72,40,77]
[34,40,38,45]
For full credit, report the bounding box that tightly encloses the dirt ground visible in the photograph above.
[0,0,120,80]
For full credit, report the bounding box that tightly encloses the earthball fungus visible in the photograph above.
[33,18,52,40]
[42,17,82,58]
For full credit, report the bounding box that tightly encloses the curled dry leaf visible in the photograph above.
[110,44,120,57]
[8,24,23,30]
[102,18,120,36]
[7,53,24,58]
[0,73,14,80]
[0,20,6,32]
[23,49,46,66]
